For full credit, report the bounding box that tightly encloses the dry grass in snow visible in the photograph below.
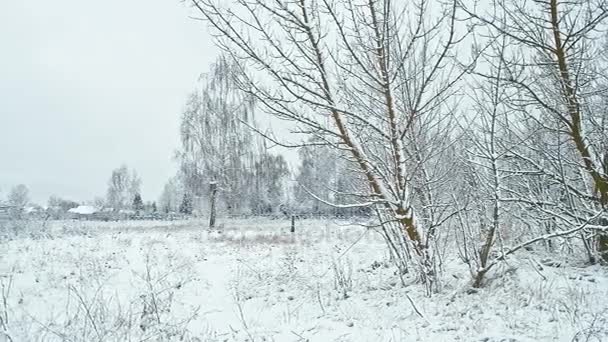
[0,218,607,341]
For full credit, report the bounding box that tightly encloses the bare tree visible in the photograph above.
[106,165,141,211]
[461,0,608,263]
[179,56,295,218]
[6,184,29,220]
[294,141,370,217]
[178,56,257,215]
[191,0,473,292]
[454,30,515,287]
[158,177,181,214]
[249,150,290,215]
[7,184,29,209]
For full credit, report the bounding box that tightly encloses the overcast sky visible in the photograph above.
[0,1,218,204]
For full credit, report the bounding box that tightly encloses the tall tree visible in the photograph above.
[178,56,257,214]
[179,192,193,215]
[295,144,337,215]
[132,193,144,213]
[106,165,142,210]
[7,184,29,208]
[48,195,79,212]
[159,178,181,214]
[249,152,290,215]
[7,184,29,219]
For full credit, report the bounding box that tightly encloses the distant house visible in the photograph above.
[68,205,99,219]
[24,206,43,214]
[22,206,46,219]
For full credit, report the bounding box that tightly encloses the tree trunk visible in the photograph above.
[209,182,217,229]
[599,218,608,262]
[549,0,608,260]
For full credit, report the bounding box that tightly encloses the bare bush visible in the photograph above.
[331,258,353,300]
[6,254,202,341]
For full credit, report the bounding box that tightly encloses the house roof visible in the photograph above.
[68,205,98,215]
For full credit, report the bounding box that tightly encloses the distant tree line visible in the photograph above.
[152,57,372,218]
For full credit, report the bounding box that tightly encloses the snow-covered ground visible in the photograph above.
[1,218,607,341]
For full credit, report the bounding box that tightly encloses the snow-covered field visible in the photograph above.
[1,218,607,341]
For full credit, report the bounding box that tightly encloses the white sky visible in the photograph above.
[0,0,219,204]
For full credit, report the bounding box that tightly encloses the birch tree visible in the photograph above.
[178,56,257,214]
[191,0,472,292]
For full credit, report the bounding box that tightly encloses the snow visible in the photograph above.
[0,218,607,341]
[118,209,136,214]
[67,205,99,215]
[23,206,40,214]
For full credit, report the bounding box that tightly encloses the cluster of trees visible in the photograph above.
[1,166,154,219]
[0,184,31,218]
[294,142,370,217]
[7,0,608,293]
[98,164,159,216]
[159,57,378,218]
[105,165,142,210]
[1,185,86,219]
[166,57,292,216]
[4,184,29,209]
[1,185,78,219]
[47,195,79,212]
[186,0,608,291]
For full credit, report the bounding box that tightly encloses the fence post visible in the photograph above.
[209,181,217,229]
[290,215,295,233]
